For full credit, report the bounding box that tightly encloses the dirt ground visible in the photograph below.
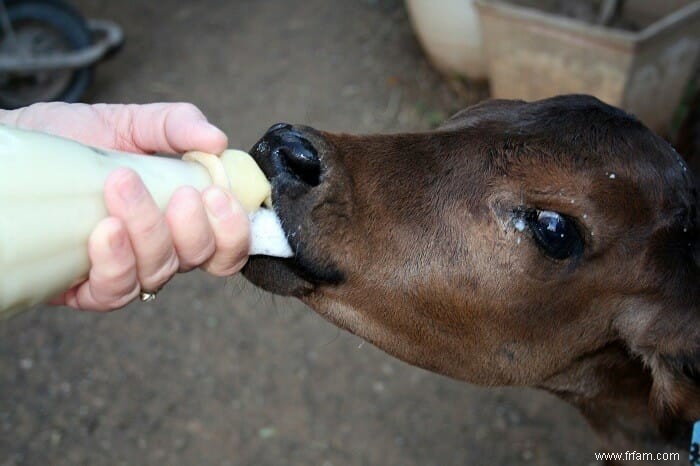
[1,1,605,465]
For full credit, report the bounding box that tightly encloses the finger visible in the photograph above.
[104,168,179,291]
[65,218,140,311]
[93,102,228,154]
[165,186,216,272]
[201,187,251,277]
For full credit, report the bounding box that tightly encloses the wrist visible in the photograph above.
[0,108,16,125]
[0,103,49,127]
[0,105,33,127]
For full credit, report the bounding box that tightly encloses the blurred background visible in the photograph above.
[0,1,698,465]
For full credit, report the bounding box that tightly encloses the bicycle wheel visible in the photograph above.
[0,0,93,108]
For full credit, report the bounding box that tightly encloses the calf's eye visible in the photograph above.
[516,209,584,260]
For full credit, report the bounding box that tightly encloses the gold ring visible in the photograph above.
[139,290,159,302]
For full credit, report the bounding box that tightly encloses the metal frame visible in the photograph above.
[0,1,123,72]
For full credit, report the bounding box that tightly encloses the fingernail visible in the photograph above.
[194,120,228,152]
[198,120,222,134]
[205,188,232,219]
[117,171,146,203]
[198,120,227,139]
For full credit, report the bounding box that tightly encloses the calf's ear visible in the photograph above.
[616,300,700,437]
[616,220,699,436]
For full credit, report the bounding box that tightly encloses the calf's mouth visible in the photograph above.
[242,123,344,297]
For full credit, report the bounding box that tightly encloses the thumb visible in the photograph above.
[96,102,229,155]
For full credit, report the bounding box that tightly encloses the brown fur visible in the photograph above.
[244,95,699,463]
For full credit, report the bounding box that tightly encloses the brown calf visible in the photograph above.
[243,95,699,463]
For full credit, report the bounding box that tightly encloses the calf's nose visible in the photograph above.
[264,123,321,187]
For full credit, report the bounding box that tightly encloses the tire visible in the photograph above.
[0,0,94,108]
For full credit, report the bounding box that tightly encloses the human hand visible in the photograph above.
[0,102,251,311]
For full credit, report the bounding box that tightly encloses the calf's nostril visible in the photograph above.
[266,122,293,134]
[275,138,321,187]
[261,123,322,187]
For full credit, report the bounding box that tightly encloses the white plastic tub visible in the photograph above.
[405,0,488,80]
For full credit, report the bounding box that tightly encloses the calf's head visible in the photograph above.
[243,95,699,434]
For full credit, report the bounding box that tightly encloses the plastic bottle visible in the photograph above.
[0,125,292,317]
